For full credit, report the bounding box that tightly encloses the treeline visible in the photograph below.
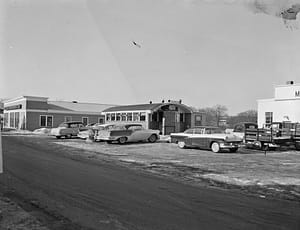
[193,104,257,128]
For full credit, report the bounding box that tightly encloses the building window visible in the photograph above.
[180,113,184,122]
[40,115,53,127]
[106,114,111,121]
[64,116,72,122]
[133,112,139,121]
[111,113,116,121]
[140,112,146,121]
[121,113,127,121]
[195,115,202,126]
[116,113,121,121]
[4,113,9,127]
[82,117,89,126]
[47,116,53,127]
[127,113,133,121]
[10,112,15,127]
[14,112,19,129]
[265,112,273,125]
[98,117,104,124]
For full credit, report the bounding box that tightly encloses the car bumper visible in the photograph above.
[96,136,119,141]
[220,142,240,149]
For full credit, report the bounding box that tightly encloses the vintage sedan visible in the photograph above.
[170,127,205,143]
[78,123,112,140]
[173,126,243,153]
[50,121,85,139]
[97,124,160,144]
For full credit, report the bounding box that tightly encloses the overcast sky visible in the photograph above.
[1,0,300,114]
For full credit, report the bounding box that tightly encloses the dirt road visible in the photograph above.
[0,135,299,230]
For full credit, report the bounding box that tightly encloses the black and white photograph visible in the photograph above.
[0,0,300,229]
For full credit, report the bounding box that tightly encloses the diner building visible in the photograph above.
[102,100,206,135]
[257,81,300,127]
[3,96,115,131]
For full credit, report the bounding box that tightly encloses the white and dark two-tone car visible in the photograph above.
[96,124,160,144]
[50,121,86,139]
[170,126,243,153]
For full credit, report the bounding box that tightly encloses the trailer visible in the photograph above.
[244,122,300,151]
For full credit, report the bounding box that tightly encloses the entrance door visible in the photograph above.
[164,111,176,135]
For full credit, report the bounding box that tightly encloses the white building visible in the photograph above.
[257,82,300,127]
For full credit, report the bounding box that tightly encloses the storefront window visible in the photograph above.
[127,113,132,121]
[111,113,116,121]
[140,112,146,121]
[14,112,19,129]
[106,114,111,121]
[40,115,46,127]
[133,112,139,121]
[40,115,53,127]
[4,113,9,127]
[47,116,53,127]
[10,112,15,127]
[116,113,121,121]
[121,113,127,121]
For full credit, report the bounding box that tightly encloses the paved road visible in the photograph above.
[0,135,299,230]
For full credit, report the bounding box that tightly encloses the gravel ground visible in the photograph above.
[0,194,49,230]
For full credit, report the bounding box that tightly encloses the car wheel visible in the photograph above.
[229,148,238,153]
[211,142,220,153]
[118,137,127,144]
[178,141,186,149]
[148,134,157,143]
[56,136,61,139]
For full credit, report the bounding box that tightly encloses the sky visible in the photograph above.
[1,0,300,115]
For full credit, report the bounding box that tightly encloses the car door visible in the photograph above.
[191,128,207,148]
[128,126,147,142]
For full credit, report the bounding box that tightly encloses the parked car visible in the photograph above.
[172,126,243,153]
[170,127,206,143]
[78,124,115,140]
[50,121,85,139]
[96,124,160,144]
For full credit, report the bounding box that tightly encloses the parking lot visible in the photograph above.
[46,135,300,200]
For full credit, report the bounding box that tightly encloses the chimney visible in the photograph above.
[149,101,152,104]
[162,99,165,103]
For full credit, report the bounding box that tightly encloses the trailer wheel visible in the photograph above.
[253,141,262,150]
